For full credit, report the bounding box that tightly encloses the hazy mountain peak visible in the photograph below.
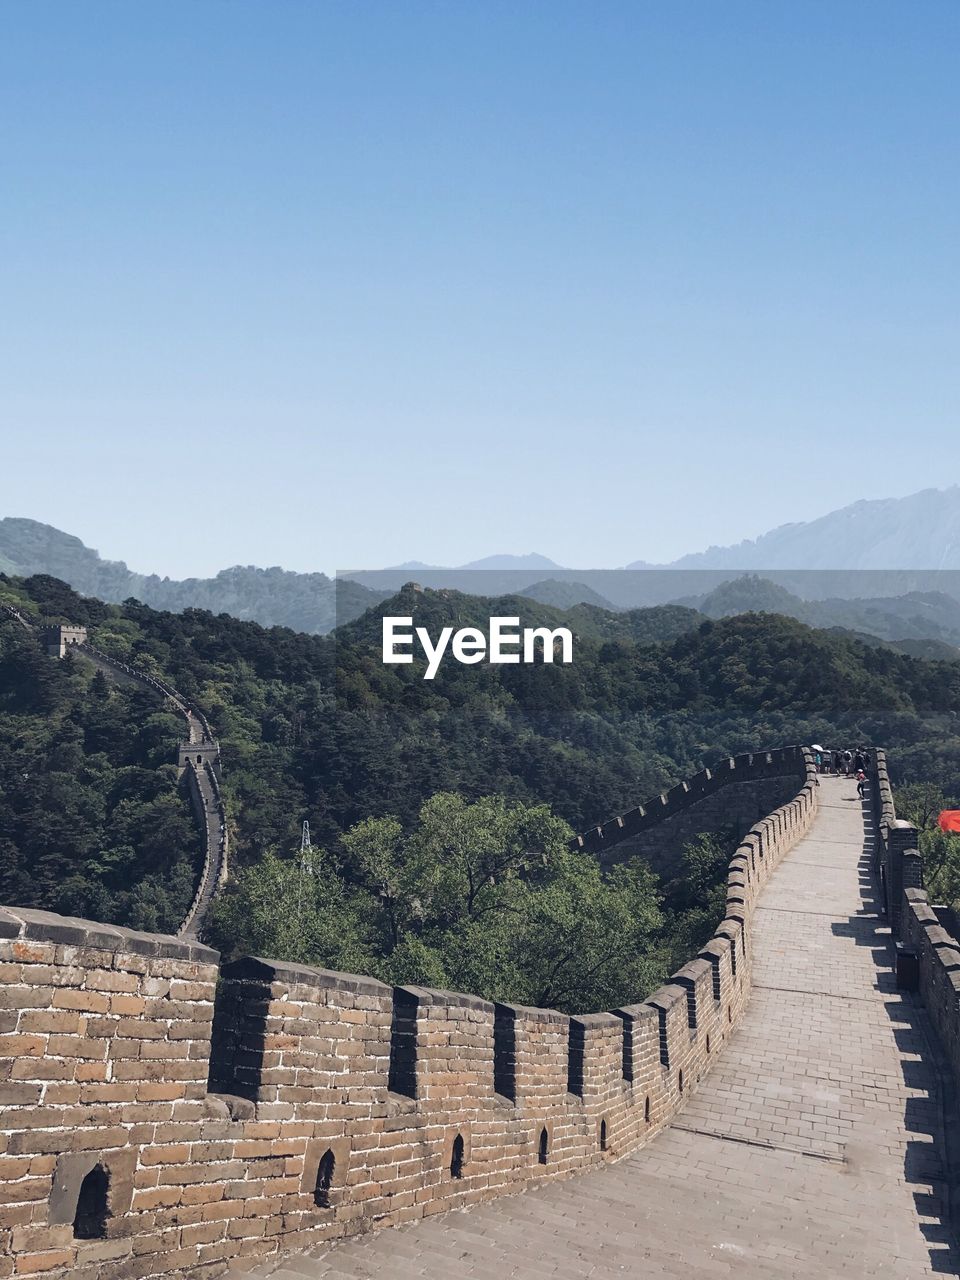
[0,516,383,634]
[457,552,562,571]
[518,579,617,610]
[625,487,960,571]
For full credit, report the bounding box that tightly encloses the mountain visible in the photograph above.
[9,486,960,638]
[0,518,384,634]
[888,637,960,662]
[458,553,562,571]
[695,577,812,621]
[384,554,563,572]
[6,570,960,952]
[519,579,617,610]
[691,575,960,649]
[627,487,960,571]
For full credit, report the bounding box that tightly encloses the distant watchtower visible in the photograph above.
[41,624,87,658]
[177,740,221,776]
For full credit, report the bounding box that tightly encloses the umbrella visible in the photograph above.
[811,744,825,753]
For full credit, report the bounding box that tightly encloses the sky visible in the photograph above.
[1,1,959,578]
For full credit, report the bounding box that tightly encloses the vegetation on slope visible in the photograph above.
[213,794,677,1013]
[0,516,383,634]
[0,627,201,931]
[4,570,960,1002]
[892,782,960,908]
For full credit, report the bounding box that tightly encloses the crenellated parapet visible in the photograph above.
[872,749,922,927]
[0,748,820,1279]
[873,753,960,1102]
[573,746,808,874]
[40,624,88,657]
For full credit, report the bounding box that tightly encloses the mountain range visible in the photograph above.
[390,488,960,573]
[3,486,960,636]
[0,518,383,634]
[629,487,960,572]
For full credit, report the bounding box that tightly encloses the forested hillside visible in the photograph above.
[0,618,201,932]
[0,517,383,633]
[3,570,960,999]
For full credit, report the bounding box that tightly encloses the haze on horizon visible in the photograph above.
[2,2,959,579]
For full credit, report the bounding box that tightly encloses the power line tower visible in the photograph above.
[296,819,314,921]
[300,820,313,876]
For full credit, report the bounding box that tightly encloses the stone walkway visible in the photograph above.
[234,777,959,1279]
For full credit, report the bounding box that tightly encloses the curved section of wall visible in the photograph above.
[0,599,33,630]
[177,761,230,938]
[573,746,808,874]
[0,604,227,940]
[0,747,819,1280]
[75,641,226,939]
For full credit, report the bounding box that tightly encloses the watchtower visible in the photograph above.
[177,740,221,776]
[41,624,88,658]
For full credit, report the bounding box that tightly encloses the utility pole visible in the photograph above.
[300,820,313,877]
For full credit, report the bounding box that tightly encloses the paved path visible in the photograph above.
[235,776,959,1279]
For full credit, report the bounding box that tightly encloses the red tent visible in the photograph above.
[938,811,960,833]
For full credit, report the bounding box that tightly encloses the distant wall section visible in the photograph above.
[574,747,807,874]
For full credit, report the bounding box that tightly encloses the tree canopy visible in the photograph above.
[212,792,671,1013]
[4,571,960,971]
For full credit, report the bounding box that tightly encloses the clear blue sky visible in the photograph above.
[2,2,958,576]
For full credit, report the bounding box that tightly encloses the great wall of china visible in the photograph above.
[2,599,960,1276]
[0,603,228,940]
[0,734,824,1279]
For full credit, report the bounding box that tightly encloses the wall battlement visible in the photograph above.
[40,624,88,658]
[574,745,805,851]
[0,749,819,1279]
[573,747,807,874]
[873,753,960,1108]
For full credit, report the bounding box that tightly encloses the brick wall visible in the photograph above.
[877,752,960,1101]
[0,750,820,1279]
[573,747,807,875]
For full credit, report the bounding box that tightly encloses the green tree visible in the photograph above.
[893,782,951,832]
[210,850,369,972]
[919,830,960,905]
[213,794,667,1014]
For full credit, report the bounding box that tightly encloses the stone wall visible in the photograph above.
[573,746,808,874]
[177,764,229,940]
[872,750,923,931]
[2,603,226,943]
[875,754,960,1097]
[0,749,819,1280]
[176,744,222,776]
[585,778,800,876]
[40,625,88,659]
